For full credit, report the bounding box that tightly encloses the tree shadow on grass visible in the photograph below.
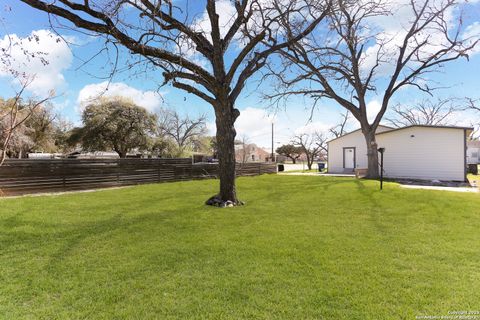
[353,179,390,236]
[242,178,355,205]
[318,178,356,192]
[47,209,193,270]
[0,213,26,229]
[45,213,126,269]
[353,179,380,206]
[0,209,180,272]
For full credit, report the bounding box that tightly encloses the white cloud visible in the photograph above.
[206,121,217,136]
[359,0,479,77]
[77,81,163,112]
[193,0,237,40]
[234,106,275,138]
[178,0,298,57]
[207,107,275,145]
[462,21,480,56]
[294,121,331,135]
[174,0,237,67]
[0,29,73,96]
[443,108,477,127]
[207,107,336,148]
[367,99,382,123]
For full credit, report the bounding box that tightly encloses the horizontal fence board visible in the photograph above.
[0,159,276,196]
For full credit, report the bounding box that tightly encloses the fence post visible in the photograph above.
[116,159,120,185]
[2,157,275,196]
[62,159,66,190]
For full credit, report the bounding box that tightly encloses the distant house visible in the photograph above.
[235,143,270,162]
[327,125,473,181]
[67,151,120,159]
[66,149,148,159]
[467,140,480,164]
[27,153,63,159]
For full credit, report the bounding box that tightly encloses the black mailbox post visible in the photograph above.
[378,148,385,190]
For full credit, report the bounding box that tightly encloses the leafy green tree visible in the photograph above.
[276,144,302,164]
[24,105,57,153]
[81,97,157,158]
[52,117,75,153]
[65,126,84,151]
[148,137,177,158]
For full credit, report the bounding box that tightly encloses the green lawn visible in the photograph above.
[1,175,480,319]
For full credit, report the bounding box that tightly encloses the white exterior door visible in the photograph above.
[344,148,355,169]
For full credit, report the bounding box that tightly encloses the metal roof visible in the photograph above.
[326,125,394,144]
[374,124,474,135]
[327,124,473,144]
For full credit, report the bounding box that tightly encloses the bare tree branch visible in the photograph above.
[17,0,332,203]
[292,131,327,170]
[329,111,350,138]
[269,0,478,178]
[385,99,460,128]
[1,78,54,165]
[157,108,207,156]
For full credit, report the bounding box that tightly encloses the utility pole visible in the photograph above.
[271,122,274,162]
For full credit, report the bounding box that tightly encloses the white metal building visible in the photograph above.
[327,125,472,181]
[467,140,480,164]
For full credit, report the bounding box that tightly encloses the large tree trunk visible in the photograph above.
[116,150,127,158]
[212,105,239,204]
[292,158,296,164]
[306,153,313,170]
[307,160,313,170]
[363,130,379,178]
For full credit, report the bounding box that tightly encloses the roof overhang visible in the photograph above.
[466,128,474,138]
[375,124,475,136]
[326,124,395,144]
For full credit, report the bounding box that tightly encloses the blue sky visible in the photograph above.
[1,0,479,149]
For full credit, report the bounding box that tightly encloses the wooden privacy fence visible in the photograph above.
[0,158,277,196]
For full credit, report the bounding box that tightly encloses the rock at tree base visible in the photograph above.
[205,196,245,208]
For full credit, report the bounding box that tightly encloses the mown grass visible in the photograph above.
[1,175,480,319]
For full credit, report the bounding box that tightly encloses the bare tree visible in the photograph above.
[0,80,52,165]
[292,132,327,170]
[269,0,478,178]
[385,99,459,128]
[1,18,57,165]
[20,0,330,204]
[465,97,480,139]
[276,144,302,163]
[157,109,207,156]
[234,135,250,165]
[329,111,350,138]
[466,98,480,113]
